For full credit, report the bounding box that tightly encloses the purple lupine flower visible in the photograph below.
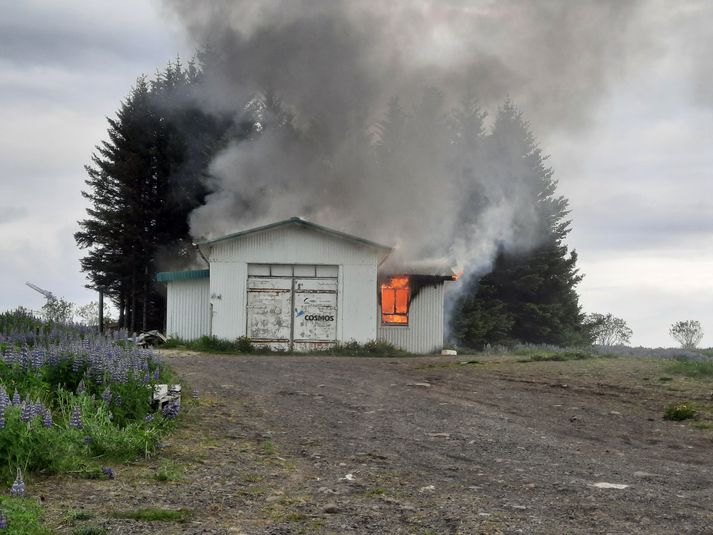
[11,390,20,406]
[162,400,180,419]
[102,466,114,480]
[69,405,82,429]
[20,402,32,423]
[0,412,5,430]
[153,369,160,381]
[0,511,7,528]
[10,471,24,497]
[142,373,150,384]
[144,413,154,423]
[101,387,112,404]
[32,402,44,419]
[192,388,199,400]
[83,436,93,445]
[42,409,53,428]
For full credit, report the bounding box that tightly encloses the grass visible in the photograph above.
[163,335,254,353]
[261,440,277,455]
[110,507,190,522]
[65,510,94,523]
[515,348,600,362]
[692,421,713,430]
[666,358,713,378]
[163,336,409,357]
[72,528,106,535]
[0,496,51,535]
[365,487,386,497]
[154,460,184,482]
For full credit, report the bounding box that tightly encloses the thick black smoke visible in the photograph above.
[162,0,647,274]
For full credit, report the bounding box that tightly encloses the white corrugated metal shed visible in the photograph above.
[157,217,453,353]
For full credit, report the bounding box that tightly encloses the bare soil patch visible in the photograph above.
[36,352,713,534]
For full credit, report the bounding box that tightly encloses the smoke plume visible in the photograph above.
[162,0,648,275]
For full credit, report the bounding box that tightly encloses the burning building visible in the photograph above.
[157,217,455,353]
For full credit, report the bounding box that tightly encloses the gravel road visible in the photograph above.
[43,352,713,534]
[155,352,713,534]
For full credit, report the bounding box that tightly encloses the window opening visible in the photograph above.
[381,275,409,325]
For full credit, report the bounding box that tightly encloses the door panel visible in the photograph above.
[293,278,337,348]
[246,277,292,347]
[246,268,338,351]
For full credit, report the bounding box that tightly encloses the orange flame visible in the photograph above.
[381,275,409,324]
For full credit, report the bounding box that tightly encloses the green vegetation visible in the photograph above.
[261,440,277,455]
[110,507,190,521]
[154,460,184,482]
[72,527,107,535]
[0,496,51,535]
[664,402,697,421]
[666,358,713,378]
[0,311,179,484]
[450,101,588,350]
[514,347,600,362]
[163,336,408,357]
[316,340,407,357]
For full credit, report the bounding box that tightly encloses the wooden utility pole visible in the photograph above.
[98,289,104,334]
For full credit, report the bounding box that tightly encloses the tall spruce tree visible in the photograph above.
[76,61,229,331]
[452,101,588,347]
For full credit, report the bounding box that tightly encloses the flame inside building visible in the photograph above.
[380,275,410,325]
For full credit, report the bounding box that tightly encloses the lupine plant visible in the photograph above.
[0,308,180,487]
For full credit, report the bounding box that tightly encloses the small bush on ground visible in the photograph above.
[664,402,697,421]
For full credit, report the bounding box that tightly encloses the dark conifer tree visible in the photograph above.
[76,61,230,331]
[452,101,588,347]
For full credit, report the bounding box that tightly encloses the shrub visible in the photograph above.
[670,321,704,350]
[664,402,697,421]
[585,313,632,346]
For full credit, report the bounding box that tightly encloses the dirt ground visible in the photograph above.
[38,352,713,534]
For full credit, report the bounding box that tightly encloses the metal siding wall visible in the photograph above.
[166,278,210,340]
[377,283,445,353]
[340,264,378,343]
[210,226,381,266]
[210,262,248,340]
[206,225,382,346]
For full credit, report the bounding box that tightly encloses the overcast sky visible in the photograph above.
[0,1,711,347]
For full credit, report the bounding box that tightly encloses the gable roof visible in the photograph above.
[198,217,393,253]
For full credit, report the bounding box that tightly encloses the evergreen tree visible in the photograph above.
[76,61,230,331]
[452,101,588,347]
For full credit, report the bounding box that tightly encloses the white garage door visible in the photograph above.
[246,264,338,351]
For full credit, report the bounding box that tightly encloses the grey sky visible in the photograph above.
[0,0,711,347]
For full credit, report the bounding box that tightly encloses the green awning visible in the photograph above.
[155,269,209,283]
